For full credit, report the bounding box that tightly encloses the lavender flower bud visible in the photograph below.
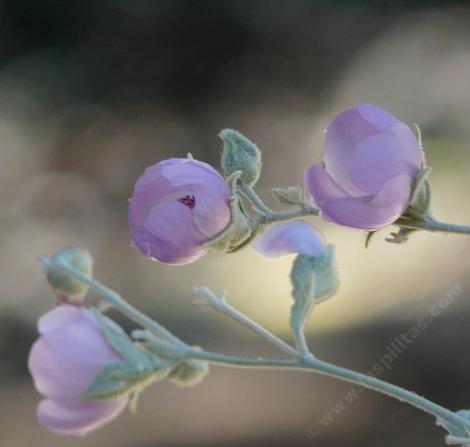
[28,305,128,436]
[45,247,93,304]
[305,104,424,230]
[169,359,209,387]
[129,158,232,265]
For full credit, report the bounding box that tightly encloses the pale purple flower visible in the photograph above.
[129,158,232,265]
[305,104,423,230]
[253,220,326,258]
[28,305,128,437]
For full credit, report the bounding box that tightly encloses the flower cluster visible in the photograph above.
[127,104,424,265]
[29,104,432,438]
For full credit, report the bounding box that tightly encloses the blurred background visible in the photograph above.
[2,1,470,446]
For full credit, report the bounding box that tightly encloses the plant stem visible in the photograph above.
[446,436,470,446]
[190,349,470,433]
[240,183,319,225]
[292,326,311,359]
[240,184,273,215]
[193,287,298,357]
[262,208,319,224]
[39,256,187,348]
[249,194,470,236]
[241,183,470,237]
[397,215,470,234]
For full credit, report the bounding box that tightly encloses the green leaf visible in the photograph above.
[312,245,339,301]
[290,245,339,342]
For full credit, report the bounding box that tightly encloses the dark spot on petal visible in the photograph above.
[177,194,196,210]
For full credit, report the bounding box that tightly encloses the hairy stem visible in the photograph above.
[292,325,311,359]
[193,287,298,357]
[240,184,273,215]
[240,183,319,225]
[248,190,470,237]
[241,182,470,237]
[397,215,470,234]
[39,256,187,348]
[190,349,470,433]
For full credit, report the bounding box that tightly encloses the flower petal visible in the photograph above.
[28,338,104,400]
[305,164,356,206]
[253,220,326,258]
[38,305,84,335]
[320,174,413,230]
[192,187,231,239]
[356,103,399,131]
[42,322,122,366]
[350,123,422,195]
[160,158,228,189]
[37,397,128,437]
[323,107,378,195]
[140,197,206,264]
[129,158,232,265]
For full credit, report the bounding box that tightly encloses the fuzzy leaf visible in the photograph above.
[290,245,339,342]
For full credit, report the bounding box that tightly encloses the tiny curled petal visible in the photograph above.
[253,220,326,258]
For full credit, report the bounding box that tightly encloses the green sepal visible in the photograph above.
[84,309,170,401]
[93,308,160,364]
[412,123,423,150]
[389,167,432,244]
[82,359,169,401]
[134,329,188,361]
[405,167,432,219]
[204,171,255,254]
[385,227,417,245]
[290,245,339,342]
[364,231,377,248]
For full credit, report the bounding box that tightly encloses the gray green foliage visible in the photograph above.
[290,245,338,346]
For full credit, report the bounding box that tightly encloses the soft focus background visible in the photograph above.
[2,1,470,446]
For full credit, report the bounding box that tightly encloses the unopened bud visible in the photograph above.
[46,247,93,303]
[220,129,262,186]
[168,359,209,387]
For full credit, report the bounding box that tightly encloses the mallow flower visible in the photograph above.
[305,104,423,230]
[129,158,232,264]
[253,220,326,258]
[28,305,128,436]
